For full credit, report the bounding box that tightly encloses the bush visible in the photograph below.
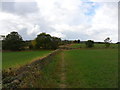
[85,40,94,48]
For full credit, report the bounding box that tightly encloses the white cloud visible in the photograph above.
[90,0,119,2]
[50,32,66,38]
[89,2,118,42]
[2,0,36,2]
[0,0,118,42]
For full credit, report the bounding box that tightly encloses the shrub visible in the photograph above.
[85,40,94,48]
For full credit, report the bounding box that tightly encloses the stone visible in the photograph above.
[12,79,20,84]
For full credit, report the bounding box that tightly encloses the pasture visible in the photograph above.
[2,50,52,69]
[27,48,118,88]
[63,49,118,88]
[70,43,118,49]
[2,44,118,88]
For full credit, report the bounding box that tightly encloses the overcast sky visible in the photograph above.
[0,0,119,42]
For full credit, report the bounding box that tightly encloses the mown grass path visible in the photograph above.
[59,51,66,88]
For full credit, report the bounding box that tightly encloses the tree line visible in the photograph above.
[2,31,113,51]
[2,31,62,51]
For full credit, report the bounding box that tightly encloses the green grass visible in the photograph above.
[33,51,62,88]
[0,51,1,69]
[70,43,86,48]
[2,50,52,69]
[64,49,118,88]
[20,51,62,88]
[29,49,118,88]
[70,43,118,49]
[2,45,118,88]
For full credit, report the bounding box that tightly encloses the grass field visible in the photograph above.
[0,52,1,69]
[2,44,118,88]
[2,50,52,69]
[70,43,118,49]
[26,48,118,88]
[64,49,118,88]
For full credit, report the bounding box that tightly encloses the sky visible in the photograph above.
[0,0,119,42]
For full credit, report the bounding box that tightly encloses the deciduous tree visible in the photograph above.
[104,37,112,48]
[3,31,24,51]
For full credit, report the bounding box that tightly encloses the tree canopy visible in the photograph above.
[104,37,112,48]
[3,31,24,51]
[35,33,61,49]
